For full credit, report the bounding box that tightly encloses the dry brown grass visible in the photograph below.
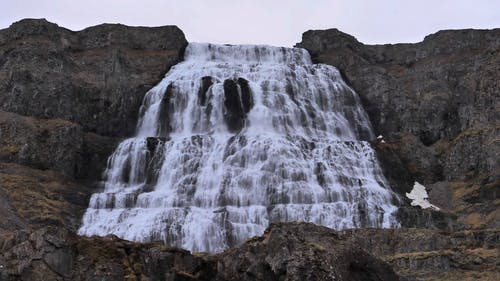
[0,162,87,230]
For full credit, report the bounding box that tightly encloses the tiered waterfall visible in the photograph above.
[78,43,399,253]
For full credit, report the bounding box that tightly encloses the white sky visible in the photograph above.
[1,0,499,46]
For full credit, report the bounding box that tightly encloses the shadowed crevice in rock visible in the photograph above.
[145,137,169,186]
[237,77,254,113]
[157,83,174,137]
[198,76,213,106]
[223,77,254,133]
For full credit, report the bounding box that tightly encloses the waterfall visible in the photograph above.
[78,43,399,253]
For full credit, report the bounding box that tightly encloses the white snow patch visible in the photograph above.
[406,182,440,211]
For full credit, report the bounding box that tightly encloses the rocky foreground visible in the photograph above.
[0,19,498,280]
[2,222,497,281]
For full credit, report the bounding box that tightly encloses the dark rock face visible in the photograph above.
[0,111,83,178]
[223,78,254,132]
[0,21,190,280]
[0,223,403,281]
[0,19,187,235]
[216,223,401,281]
[2,222,497,281]
[297,29,499,143]
[198,76,214,106]
[0,18,187,137]
[0,111,117,180]
[0,110,117,179]
[340,227,500,280]
[157,83,175,137]
[0,226,216,281]
[297,28,500,229]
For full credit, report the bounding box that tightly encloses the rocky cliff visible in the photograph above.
[0,18,187,237]
[297,28,499,230]
[0,18,187,137]
[0,19,498,280]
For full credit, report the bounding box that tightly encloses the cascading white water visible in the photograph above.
[78,43,399,253]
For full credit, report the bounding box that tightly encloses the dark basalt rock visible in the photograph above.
[145,137,168,185]
[297,28,500,229]
[0,110,117,180]
[0,18,187,138]
[0,226,216,281]
[157,83,175,137]
[0,19,189,238]
[146,137,168,152]
[0,223,405,281]
[223,79,244,132]
[237,77,254,113]
[198,76,213,106]
[0,18,187,184]
[223,78,254,132]
[1,223,498,281]
[0,163,91,233]
[216,222,401,281]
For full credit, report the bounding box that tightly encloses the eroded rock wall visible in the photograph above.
[0,19,187,236]
[297,28,500,229]
[0,18,187,137]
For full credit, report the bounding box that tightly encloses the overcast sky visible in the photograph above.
[1,0,499,46]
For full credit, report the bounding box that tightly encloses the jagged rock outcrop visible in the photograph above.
[1,222,498,281]
[340,227,500,280]
[297,28,499,229]
[0,226,216,281]
[0,223,403,281]
[216,223,401,281]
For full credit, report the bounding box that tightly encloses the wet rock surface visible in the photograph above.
[223,78,254,132]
